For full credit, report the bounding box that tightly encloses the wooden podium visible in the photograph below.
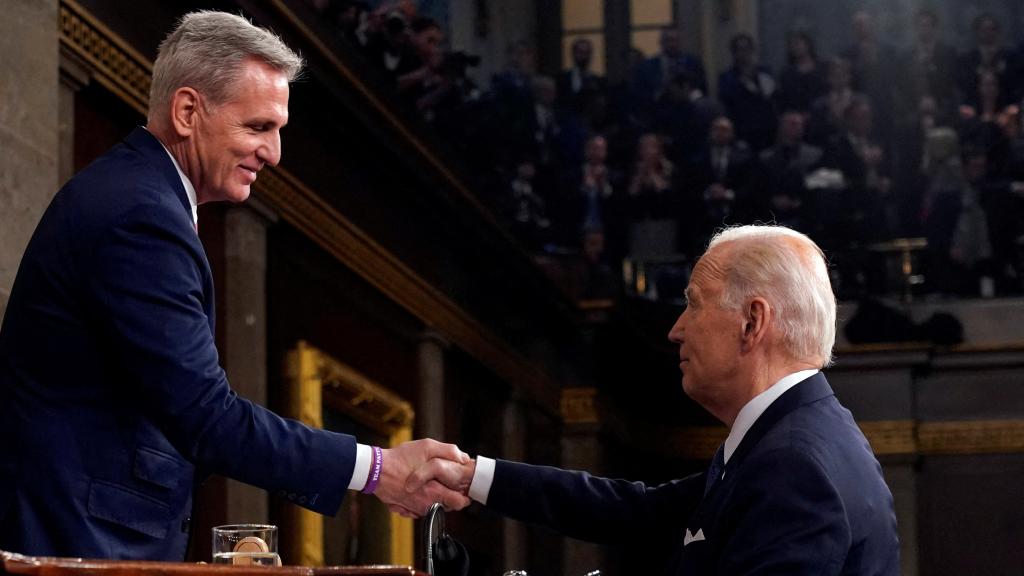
[1,552,426,576]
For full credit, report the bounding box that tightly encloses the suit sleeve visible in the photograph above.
[718,448,851,576]
[86,201,354,515]
[487,459,703,546]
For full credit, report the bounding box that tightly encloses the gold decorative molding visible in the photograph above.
[560,388,599,424]
[59,0,151,115]
[918,420,1024,455]
[284,341,414,567]
[55,0,562,416]
[859,420,918,456]
[666,419,1024,460]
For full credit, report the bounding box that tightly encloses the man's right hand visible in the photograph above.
[374,439,472,517]
[405,456,477,500]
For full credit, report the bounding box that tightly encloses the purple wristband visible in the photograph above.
[362,446,383,494]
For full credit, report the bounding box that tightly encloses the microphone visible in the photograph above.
[423,503,469,576]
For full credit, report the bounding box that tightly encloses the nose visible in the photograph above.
[257,130,282,167]
[668,310,685,344]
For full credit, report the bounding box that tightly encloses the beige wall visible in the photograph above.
[0,0,59,321]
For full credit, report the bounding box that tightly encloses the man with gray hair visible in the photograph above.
[0,11,468,561]
[413,224,899,574]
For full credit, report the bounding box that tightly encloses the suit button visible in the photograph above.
[181,517,191,533]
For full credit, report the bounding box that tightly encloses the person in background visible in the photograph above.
[557,37,606,115]
[717,33,778,152]
[777,30,827,114]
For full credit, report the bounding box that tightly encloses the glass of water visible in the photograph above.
[212,524,280,566]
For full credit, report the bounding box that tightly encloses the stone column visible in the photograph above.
[501,395,528,571]
[220,201,276,523]
[560,388,606,575]
[0,0,59,321]
[416,330,449,441]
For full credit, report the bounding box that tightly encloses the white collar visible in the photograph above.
[146,128,198,227]
[724,369,819,463]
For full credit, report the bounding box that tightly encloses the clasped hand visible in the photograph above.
[374,439,477,518]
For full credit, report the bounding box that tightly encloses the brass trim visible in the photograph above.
[59,0,151,115]
[668,419,1024,460]
[918,420,1024,455]
[55,0,562,416]
[560,388,599,424]
[284,341,414,566]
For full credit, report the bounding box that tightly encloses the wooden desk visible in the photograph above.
[1,552,425,576]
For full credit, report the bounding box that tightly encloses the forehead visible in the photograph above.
[226,58,290,113]
[688,244,730,293]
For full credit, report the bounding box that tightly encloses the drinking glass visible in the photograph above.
[212,524,280,566]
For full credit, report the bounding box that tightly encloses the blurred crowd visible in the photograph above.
[307,0,1024,300]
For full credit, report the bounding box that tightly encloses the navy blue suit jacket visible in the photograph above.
[486,373,899,575]
[0,128,356,560]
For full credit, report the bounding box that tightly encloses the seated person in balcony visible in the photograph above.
[690,116,755,249]
[902,8,960,117]
[755,111,823,235]
[631,27,708,109]
[0,11,469,561]
[556,135,625,260]
[625,133,684,260]
[958,13,1017,113]
[957,70,1012,154]
[652,71,722,167]
[414,224,900,576]
[841,10,900,142]
[823,96,894,243]
[718,33,778,152]
[807,56,863,147]
[777,30,827,115]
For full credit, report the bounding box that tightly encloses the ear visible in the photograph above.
[740,297,771,351]
[168,87,201,138]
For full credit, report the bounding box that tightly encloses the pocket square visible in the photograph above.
[683,528,706,546]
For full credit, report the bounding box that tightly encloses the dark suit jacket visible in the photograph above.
[0,128,356,560]
[486,373,899,575]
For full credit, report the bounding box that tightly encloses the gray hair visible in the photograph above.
[707,225,836,367]
[149,11,303,120]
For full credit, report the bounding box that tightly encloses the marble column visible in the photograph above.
[220,201,277,523]
[416,330,449,441]
[560,388,606,575]
[0,0,59,322]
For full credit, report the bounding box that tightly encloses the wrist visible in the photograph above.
[362,446,383,494]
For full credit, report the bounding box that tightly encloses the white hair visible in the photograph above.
[706,225,836,367]
[149,11,303,121]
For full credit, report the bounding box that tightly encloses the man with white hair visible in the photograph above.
[413,224,899,574]
[0,11,468,560]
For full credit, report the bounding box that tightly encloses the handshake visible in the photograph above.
[371,439,479,517]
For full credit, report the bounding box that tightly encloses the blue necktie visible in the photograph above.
[704,444,726,497]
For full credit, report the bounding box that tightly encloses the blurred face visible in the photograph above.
[710,118,734,146]
[668,245,744,407]
[638,134,661,160]
[976,16,999,45]
[916,13,938,44]
[779,112,805,144]
[852,11,873,41]
[585,136,607,164]
[847,102,873,136]
[733,37,756,68]
[413,26,443,62]
[787,35,810,60]
[191,58,288,204]
[660,29,682,57]
[572,39,593,69]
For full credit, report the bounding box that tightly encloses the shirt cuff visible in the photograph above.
[348,444,372,491]
[468,455,496,505]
